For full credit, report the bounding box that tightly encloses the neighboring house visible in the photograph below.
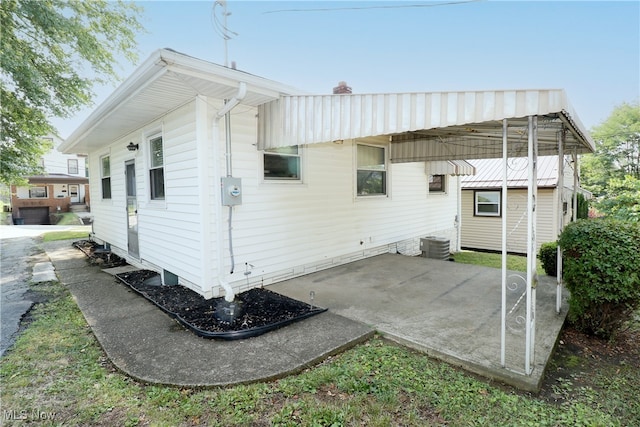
[59,49,594,300]
[10,135,89,225]
[460,156,590,254]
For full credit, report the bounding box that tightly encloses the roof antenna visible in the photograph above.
[212,0,238,67]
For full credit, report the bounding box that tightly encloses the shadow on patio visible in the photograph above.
[269,253,567,392]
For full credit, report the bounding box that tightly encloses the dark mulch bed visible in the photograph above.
[73,240,128,268]
[115,269,326,340]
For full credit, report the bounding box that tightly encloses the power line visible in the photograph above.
[264,0,483,15]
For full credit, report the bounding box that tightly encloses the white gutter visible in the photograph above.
[213,82,246,302]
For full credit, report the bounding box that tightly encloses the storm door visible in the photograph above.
[69,184,80,203]
[125,160,139,258]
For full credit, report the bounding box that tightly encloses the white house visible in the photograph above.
[60,49,594,302]
[460,156,591,254]
[9,135,89,224]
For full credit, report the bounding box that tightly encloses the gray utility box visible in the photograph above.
[420,237,450,261]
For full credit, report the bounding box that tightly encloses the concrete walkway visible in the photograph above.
[270,253,568,392]
[42,240,374,387]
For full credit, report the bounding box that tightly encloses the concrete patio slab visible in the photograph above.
[269,253,568,392]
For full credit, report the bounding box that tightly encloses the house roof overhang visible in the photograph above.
[28,174,89,185]
[60,49,303,153]
[257,90,595,160]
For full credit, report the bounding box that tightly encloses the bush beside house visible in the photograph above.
[558,219,640,339]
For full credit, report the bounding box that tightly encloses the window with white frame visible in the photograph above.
[357,144,387,196]
[149,135,165,200]
[429,174,446,193]
[100,155,111,199]
[264,146,301,180]
[68,159,78,174]
[475,190,501,216]
[29,186,47,198]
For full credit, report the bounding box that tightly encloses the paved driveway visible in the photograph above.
[0,225,90,356]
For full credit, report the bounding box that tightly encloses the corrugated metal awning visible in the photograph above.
[426,160,476,176]
[257,89,595,160]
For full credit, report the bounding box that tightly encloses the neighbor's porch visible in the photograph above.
[269,252,567,392]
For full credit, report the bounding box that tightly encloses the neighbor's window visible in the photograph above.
[264,146,301,180]
[149,135,165,200]
[101,155,111,199]
[29,186,47,198]
[68,159,78,174]
[357,144,387,196]
[429,174,445,193]
[475,190,501,216]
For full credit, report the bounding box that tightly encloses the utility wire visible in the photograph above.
[264,0,483,14]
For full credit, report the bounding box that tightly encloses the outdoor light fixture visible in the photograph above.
[126,142,139,151]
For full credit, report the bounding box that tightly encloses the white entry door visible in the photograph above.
[69,185,80,203]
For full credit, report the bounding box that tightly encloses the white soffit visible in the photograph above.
[60,49,302,153]
[257,90,595,160]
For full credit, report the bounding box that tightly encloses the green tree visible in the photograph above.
[581,102,640,196]
[0,0,143,185]
[595,175,640,223]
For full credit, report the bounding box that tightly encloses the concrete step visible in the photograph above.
[69,204,89,213]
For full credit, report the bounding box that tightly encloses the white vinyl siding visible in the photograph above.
[88,99,460,298]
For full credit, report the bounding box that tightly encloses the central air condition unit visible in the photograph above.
[420,237,450,261]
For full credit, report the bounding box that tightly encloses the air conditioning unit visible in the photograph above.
[420,237,450,261]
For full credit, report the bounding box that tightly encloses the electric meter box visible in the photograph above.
[221,177,242,206]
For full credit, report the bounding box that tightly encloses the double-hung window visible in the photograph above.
[475,190,501,216]
[264,146,301,180]
[68,159,79,174]
[149,135,165,200]
[357,144,387,196]
[101,156,111,199]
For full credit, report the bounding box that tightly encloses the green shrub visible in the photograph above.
[576,193,590,220]
[539,241,559,277]
[558,218,640,338]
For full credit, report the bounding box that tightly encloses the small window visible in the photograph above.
[101,156,111,199]
[357,144,387,196]
[149,135,165,200]
[68,159,78,174]
[264,146,301,180]
[429,174,445,193]
[475,190,501,216]
[29,186,47,198]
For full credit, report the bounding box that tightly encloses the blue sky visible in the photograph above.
[55,1,640,139]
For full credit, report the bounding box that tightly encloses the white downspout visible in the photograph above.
[213,82,247,302]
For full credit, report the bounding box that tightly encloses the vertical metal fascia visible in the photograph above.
[525,115,538,375]
[556,130,565,313]
[501,118,508,367]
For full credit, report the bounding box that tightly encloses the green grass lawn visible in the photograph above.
[452,250,543,273]
[42,230,90,242]
[1,250,637,426]
[52,212,82,225]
